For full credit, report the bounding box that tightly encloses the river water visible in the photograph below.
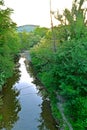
[0,57,59,130]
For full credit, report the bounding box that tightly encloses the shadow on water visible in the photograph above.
[37,100,58,130]
[0,69,21,130]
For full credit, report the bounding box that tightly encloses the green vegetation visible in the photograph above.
[29,0,87,129]
[19,27,48,50]
[0,0,21,90]
[0,0,87,129]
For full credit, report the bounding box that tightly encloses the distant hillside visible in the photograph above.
[17,25,39,32]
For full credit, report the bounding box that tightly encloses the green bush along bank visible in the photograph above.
[30,0,87,129]
[0,0,21,90]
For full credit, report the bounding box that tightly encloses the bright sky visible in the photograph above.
[4,0,73,27]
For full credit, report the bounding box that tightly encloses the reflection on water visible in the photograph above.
[38,100,58,130]
[0,57,59,130]
[0,69,21,130]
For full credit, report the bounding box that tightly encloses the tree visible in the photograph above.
[55,0,87,41]
[0,0,20,88]
[19,27,48,50]
[30,0,87,129]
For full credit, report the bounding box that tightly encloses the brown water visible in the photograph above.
[0,57,59,130]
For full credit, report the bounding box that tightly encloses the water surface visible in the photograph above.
[0,57,59,130]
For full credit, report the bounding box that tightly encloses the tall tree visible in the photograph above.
[55,0,87,40]
[0,0,20,88]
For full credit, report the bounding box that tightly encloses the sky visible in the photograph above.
[4,0,73,27]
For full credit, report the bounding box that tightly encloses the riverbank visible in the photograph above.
[25,53,73,130]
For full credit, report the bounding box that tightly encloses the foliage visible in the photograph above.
[19,27,48,50]
[0,1,21,88]
[30,0,87,129]
[55,0,87,41]
[33,27,48,37]
[30,38,87,129]
[19,31,41,50]
[53,39,87,129]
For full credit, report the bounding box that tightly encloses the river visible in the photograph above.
[0,57,59,130]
